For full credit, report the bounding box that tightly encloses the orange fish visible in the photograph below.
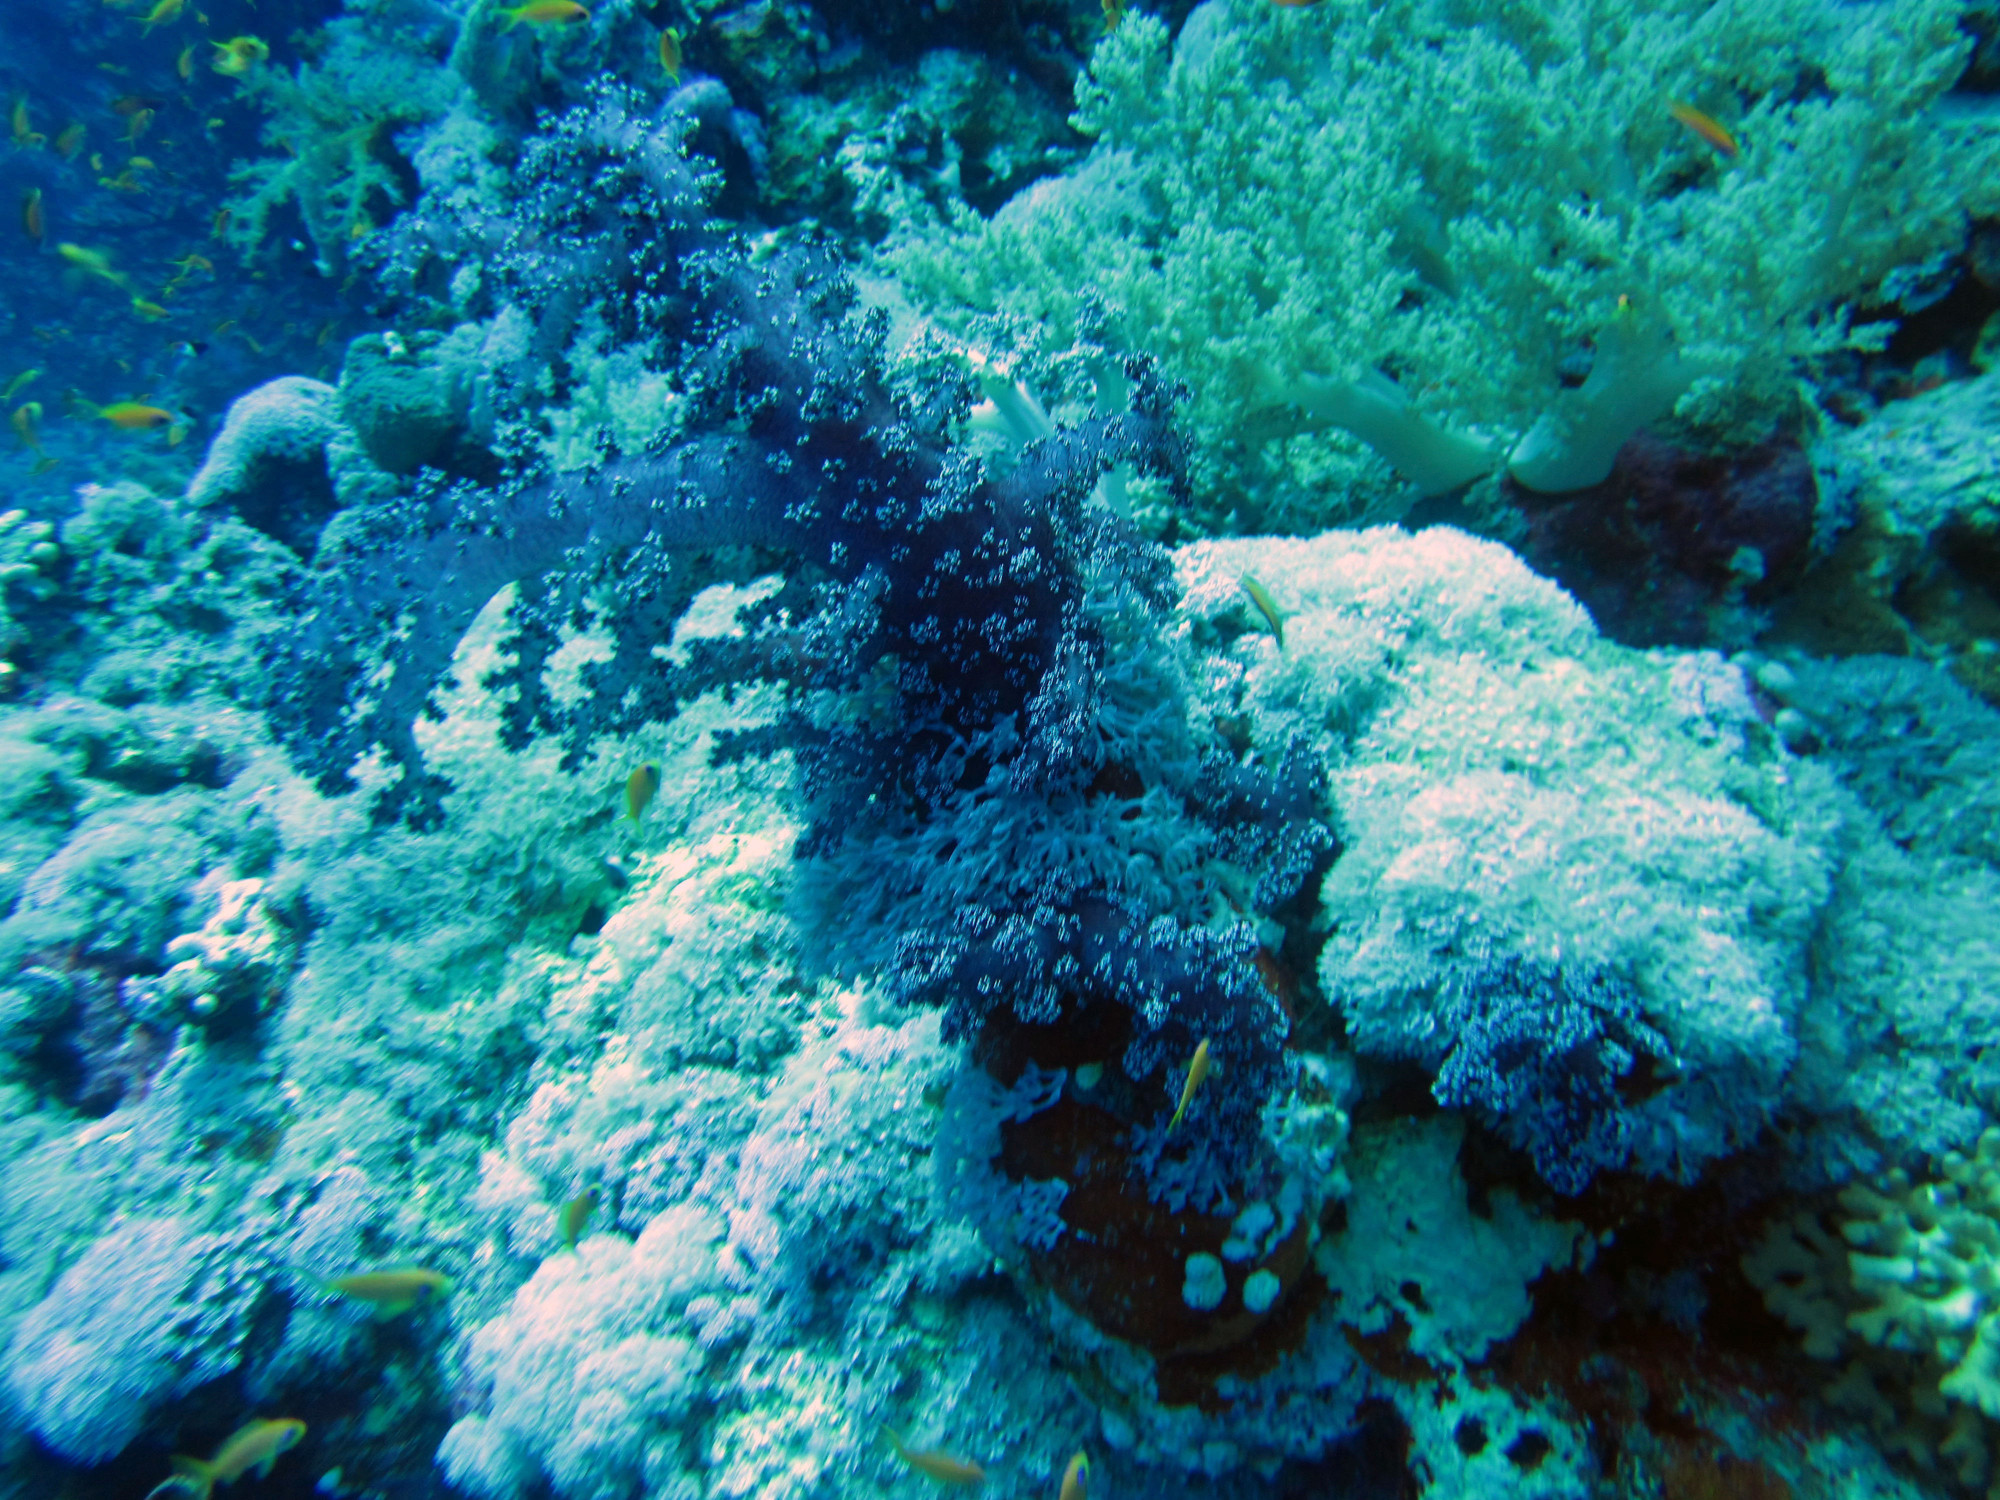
[1166,1037,1211,1133]
[21,188,44,245]
[11,402,44,454]
[496,0,589,27]
[209,36,270,76]
[1667,100,1738,158]
[98,401,175,429]
[1101,0,1122,30]
[885,1430,985,1488]
[57,241,130,289]
[177,44,195,80]
[53,122,85,159]
[10,98,44,149]
[135,0,184,31]
[147,1418,306,1500]
[124,108,155,145]
[211,207,232,238]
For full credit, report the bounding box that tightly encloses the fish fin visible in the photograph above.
[161,1459,216,1500]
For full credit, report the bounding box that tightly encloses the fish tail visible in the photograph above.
[157,1458,217,1500]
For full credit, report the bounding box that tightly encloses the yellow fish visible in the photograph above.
[54,122,86,160]
[124,107,156,144]
[1059,1452,1089,1500]
[884,1429,985,1488]
[1100,0,1122,31]
[557,1188,598,1250]
[135,0,185,32]
[625,761,660,822]
[148,1419,306,1500]
[3,368,41,401]
[1666,100,1738,158]
[1165,1037,1211,1134]
[1240,575,1283,648]
[658,26,682,82]
[497,0,589,27]
[131,296,171,320]
[97,400,176,428]
[326,1268,453,1316]
[11,98,44,149]
[210,36,270,76]
[21,187,43,245]
[177,44,195,79]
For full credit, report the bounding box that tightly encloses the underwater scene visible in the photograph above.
[5,0,2000,1495]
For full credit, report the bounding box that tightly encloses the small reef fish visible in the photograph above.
[884,1429,985,1488]
[131,296,171,320]
[21,187,44,244]
[124,108,156,144]
[111,93,161,116]
[658,26,682,82]
[1240,574,1284,647]
[212,206,233,237]
[557,1188,598,1250]
[211,36,271,76]
[1059,1451,1089,1500]
[3,368,41,401]
[11,98,44,149]
[54,122,86,159]
[178,43,196,79]
[136,0,186,31]
[1100,0,1121,31]
[145,1418,307,1500]
[326,1268,453,1316]
[1667,100,1737,158]
[11,402,44,454]
[625,761,660,822]
[1166,1037,1211,1134]
[97,400,175,428]
[58,242,131,289]
[496,0,590,27]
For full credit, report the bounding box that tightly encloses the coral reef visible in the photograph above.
[1175,527,1844,1192]
[6,0,2000,1497]
[894,0,2000,531]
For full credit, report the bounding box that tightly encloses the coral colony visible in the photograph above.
[2,0,2000,1499]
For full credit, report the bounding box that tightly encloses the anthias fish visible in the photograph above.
[885,1428,985,1488]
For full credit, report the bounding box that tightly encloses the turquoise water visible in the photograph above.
[2,1,2000,1497]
